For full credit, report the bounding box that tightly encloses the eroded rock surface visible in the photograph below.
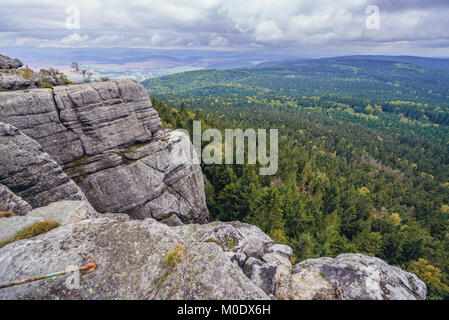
[0,123,89,209]
[0,184,32,215]
[0,54,23,69]
[0,71,30,90]
[0,200,97,242]
[286,254,427,300]
[0,213,426,300]
[0,218,268,300]
[0,80,209,223]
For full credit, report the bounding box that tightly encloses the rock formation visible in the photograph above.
[0,123,89,209]
[0,54,23,69]
[0,184,32,216]
[0,211,426,300]
[285,254,427,300]
[0,78,208,223]
[0,54,69,91]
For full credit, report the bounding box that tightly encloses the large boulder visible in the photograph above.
[285,253,427,300]
[0,80,209,223]
[0,123,89,209]
[0,218,268,300]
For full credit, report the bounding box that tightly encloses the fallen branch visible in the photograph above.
[0,263,97,289]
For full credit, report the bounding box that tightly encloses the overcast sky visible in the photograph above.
[1,0,448,56]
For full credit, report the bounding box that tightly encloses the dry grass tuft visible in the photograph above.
[0,221,60,249]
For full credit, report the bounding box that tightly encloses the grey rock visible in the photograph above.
[0,218,269,300]
[262,252,292,269]
[38,69,67,87]
[101,212,131,221]
[249,263,278,295]
[28,200,97,222]
[275,264,292,299]
[287,253,427,300]
[0,210,427,300]
[0,54,23,69]
[243,257,264,275]
[0,80,209,224]
[241,236,274,259]
[164,214,184,227]
[0,88,83,164]
[199,223,246,251]
[0,72,31,90]
[266,244,292,258]
[224,252,247,268]
[0,183,32,215]
[0,123,90,209]
[200,221,274,259]
[0,200,96,242]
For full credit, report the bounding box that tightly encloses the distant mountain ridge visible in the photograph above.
[255,55,449,73]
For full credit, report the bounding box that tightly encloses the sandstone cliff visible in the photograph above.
[0,123,89,209]
[0,79,208,223]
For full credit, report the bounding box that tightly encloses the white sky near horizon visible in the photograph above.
[1,0,449,57]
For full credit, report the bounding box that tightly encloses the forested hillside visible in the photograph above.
[143,56,449,299]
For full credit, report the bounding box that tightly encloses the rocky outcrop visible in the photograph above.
[0,80,209,223]
[0,123,89,209]
[0,54,69,90]
[0,184,32,215]
[0,212,426,300]
[285,254,427,300]
[0,200,97,242]
[0,72,31,90]
[0,54,32,90]
[0,54,23,69]
[0,217,268,300]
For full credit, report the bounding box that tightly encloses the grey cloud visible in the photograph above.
[0,0,447,55]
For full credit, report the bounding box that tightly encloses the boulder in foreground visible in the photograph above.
[0,214,426,300]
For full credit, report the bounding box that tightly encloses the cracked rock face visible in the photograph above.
[0,184,32,216]
[0,123,89,209]
[286,254,427,300]
[0,212,426,300]
[0,72,31,90]
[0,217,268,300]
[0,80,209,223]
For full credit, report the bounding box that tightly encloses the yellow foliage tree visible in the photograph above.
[358,187,370,196]
[441,205,449,214]
[407,258,449,299]
[390,213,401,226]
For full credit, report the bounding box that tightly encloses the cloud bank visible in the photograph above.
[0,0,448,56]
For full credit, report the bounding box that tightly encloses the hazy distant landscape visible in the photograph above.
[0,47,296,82]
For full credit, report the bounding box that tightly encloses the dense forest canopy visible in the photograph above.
[143,56,449,299]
